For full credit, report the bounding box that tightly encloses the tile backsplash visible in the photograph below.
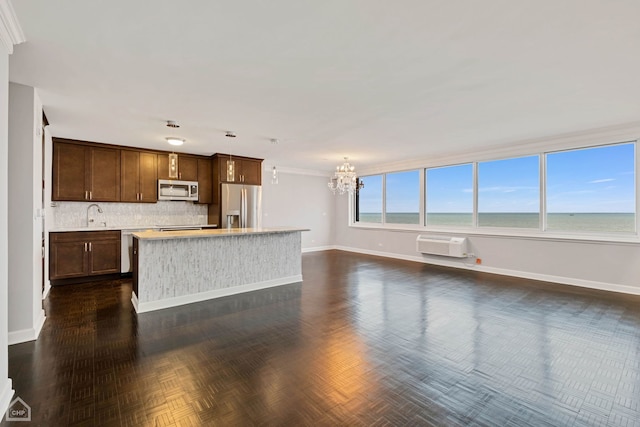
[50,201,208,229]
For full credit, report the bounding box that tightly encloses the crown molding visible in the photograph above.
[0,0,25,54]
[262,164,328,177]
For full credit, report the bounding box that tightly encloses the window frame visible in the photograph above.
[424,162,475,229]
[353,174,384,225]
[384,169,422,226]
[348,140,640,243]
[476,154,541,230]
[543,142,636,234]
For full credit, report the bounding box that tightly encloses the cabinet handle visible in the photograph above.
[84,242,88,251]
[89,191,93,200]
[139,193,143,200]
[89,242,92,252]
[85,190,88,200]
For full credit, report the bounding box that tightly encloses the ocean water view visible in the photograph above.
[357,212,636,232]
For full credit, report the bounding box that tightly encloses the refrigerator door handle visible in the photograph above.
[241,188,247,228]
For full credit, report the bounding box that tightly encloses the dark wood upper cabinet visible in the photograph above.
[239,158,262,185]
[214,154,263,185]
[120,150,139,202]
[53,138,229,207]
[157,153,198,181]
[208,154,263,226]
[197,158,212,204]
[52,142,88,201]
[157,154,170,180]
[89,147,121,201]
[53,139,120,202]
[121,150,157,202]
[179,156,198,181]
[139,152,158,202]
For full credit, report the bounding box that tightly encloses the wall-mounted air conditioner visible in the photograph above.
[416,235,468,258]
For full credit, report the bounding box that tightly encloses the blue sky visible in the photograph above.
[358,143,635,214]
[427,164,473,213]
[546,143,635,213]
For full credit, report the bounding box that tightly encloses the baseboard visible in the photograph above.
[473,265,640,296]
[130,292,139,312]
[34,310,46,340]
[333,245,640,296]
[0,379,14,421]
[8,311,46,345]
[134,275,303,313]
[302,245,336,253]
[42,281,51,299]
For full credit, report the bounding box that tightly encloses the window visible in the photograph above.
[546,143,635,233]
[478,156,540,228]
[356,175,383,223]
[351,140,637,237]
[426,164,473,227]
[385,170,420,224]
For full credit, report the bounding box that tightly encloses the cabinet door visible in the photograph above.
[50,240,87,279]
[120,150,140,202]
[179,156,198,181]
[197,158,212,204]
[157,154,171,180]
[89,147,121,201]
[217,155,240,183]
[139,152,157,202]
[240,159,262,185]
[89,239,121,275]
[157,154,196,181]
[52,142,88,201]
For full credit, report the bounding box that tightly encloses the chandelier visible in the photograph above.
[328,157,360,195]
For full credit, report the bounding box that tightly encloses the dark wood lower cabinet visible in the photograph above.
[50,231,121,284]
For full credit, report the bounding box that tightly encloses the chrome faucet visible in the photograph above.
[86,203,103,226]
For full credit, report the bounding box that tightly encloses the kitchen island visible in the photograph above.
[131,227,307,313]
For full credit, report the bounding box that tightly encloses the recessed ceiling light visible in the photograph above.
[166,137,185,146]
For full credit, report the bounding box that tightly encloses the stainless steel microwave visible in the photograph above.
[158,179,199,201]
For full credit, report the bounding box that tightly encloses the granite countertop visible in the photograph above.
[132,227,309,240]
[50,224,218,232]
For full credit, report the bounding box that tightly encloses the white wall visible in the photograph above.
[0,29,14,418]
[261,168,334,251]
[7,83,46,345]
[333,134,640,296]
[43,126,52,296]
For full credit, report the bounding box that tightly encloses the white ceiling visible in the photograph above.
[9,0,640,173]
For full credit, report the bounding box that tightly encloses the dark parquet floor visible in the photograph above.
[3,250,640,426]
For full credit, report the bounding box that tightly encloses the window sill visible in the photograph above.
[349,222,640,245]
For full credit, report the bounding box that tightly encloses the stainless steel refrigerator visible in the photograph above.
[221,183,262,229]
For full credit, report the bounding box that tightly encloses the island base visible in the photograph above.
[132,229,305,313]
[132,274,302,313]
